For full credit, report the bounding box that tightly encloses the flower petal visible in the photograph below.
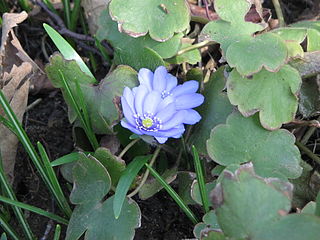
[166,73,178,92]
[138,68,153,91]
[121,96,136,126]
[134,85,148,116]
[157,95,175,112]
[161,110,187,130]
[175,93,204,110]
[171,80,199,97]
[155,137,168,144]
[182,109,201,125]
[143,91,162,114]
[121,120,142,135]
[123,87,135,112]
[160,124,185,137]
[155,102,176,123]
[153,66,167,92]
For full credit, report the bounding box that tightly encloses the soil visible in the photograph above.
[2,0,319,239]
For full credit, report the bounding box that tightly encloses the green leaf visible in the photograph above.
[298,77,320,118]
[43,24,94,79]
[138,167,177,200]
[93,147,126,187]
[177,171,197,205]
[66,153,141,240]
[273,28,307,43]
[301,201,316,214]
[166,42,201,64]
[109,0,190,42]
[114,155,151,218]
[66,196,141,240]
[207,112,302,179]
[212,163,292,239]
[214,0,251,23]
[96,8,182,71]
[193,210,220,239]
[191,180,216,206]
[226,33,288,76]
[190,67,233,156]
[254,214,320,240]
[227,65,301,129]
[307,29,320,51]
[200,20,262,54]
[46,54,139,134]
[70,153,111,204]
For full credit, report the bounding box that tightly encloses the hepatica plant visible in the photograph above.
[121,66,204,143]
[4,0,320,239]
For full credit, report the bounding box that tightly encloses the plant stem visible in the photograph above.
[272,0,285,27]
[118,138,140,159]
[127,146,161,198]
[176,40,214,56]
[296,141,320,166]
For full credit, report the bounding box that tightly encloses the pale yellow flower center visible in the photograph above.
[142,118,153,128]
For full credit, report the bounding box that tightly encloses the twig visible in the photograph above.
[296,141,320,166]
[118,138,140,159]
[176,40,214,56]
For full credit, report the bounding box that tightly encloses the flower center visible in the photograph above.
[134,113,162,132]
[142,118,153,128]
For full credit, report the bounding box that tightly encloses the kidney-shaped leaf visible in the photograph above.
[214,0,251,23]
[66,153,140,240]
[46,54,138,134]
[227,65,301,129]
[226,33,288,76]
[109,0,190,42]
[212,163,293,239]
[255,214,320,240]
[97,8,182,71]
[207,112,302,179]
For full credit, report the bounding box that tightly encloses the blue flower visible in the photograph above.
[121,66,204,144]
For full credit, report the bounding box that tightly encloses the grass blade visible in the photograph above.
[70,0,81,31]
[0,90,71,218]
[192,145,210,213]
[145,163,199,224]
[53,225,61,240]
[113,155,151,218]
[43,0,59,16]
[0,153,34,240]
[43,23,95,79]
[50,152,90,167]
[0,214,20,240]
[58,70,99,150]
[37,142,72,214]
[0,115,15,133]
[62,0,71,29]
[0,195,68,225]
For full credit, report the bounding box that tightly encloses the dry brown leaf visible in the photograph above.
[0,12,39,182]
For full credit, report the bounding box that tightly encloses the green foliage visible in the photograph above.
[193,210,220,239]
[207,112,302,179]
[190,67,233,156]
[109,0,190,41]
[96,8,182,70]
[227,65,301,129]
[66,153,140,240]
[46,54,138,134]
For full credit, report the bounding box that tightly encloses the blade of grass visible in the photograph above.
[0,0,9,13]
[70,0,81,31]
[50,152,91,167]
[0,195,68,225]
[192,145,209,213]
[59,70,99,150]
[18,0,31,11]
[0,153,35,240]
[62,0,71,29]
[43,0,59,16]
[94,36,112,65]
[0,90,72,218]
[43,23,95,79]
[37,142,72,214]
[145,163,199,224]
[53,225,61,240]
[113,155,152,219]
[0,115,15,133]
[0,214,20,240]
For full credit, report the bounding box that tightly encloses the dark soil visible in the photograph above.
[2,0,319,239]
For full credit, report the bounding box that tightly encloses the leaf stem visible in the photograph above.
[272,0,285,27]
[175,40,214,56]
[296,141,320,166]
[118,138,140,159]
[127,146,161,198]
